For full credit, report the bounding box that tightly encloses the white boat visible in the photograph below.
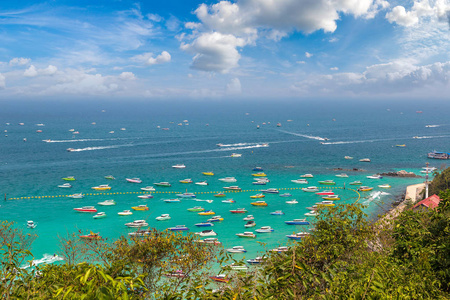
[195,181,208,186]
[196,238,221,245]
[27,221,37,229]
[141,186,155,191]
[271,246,289,253]
[335,173,348,178]
[344,156,353,160]
[93,212,107,219]
[219,177,237,182]
[164,199,180,203]
[230,153,242,157]
[98,200,116,206]
[223,186,242,191]
[125,220,148,228]
[378,184,391,188]
[359,158,371,162]
[304,211,318,216]
[118,210,133,216]
[291,179,308,184]
[300,174,314,178]
[286,199,298,204]
[126,178,142,183]
[172,164,186,169]
[128,229,151,237]
[138,194,154,199]
[156,214,171,221]
[255,226,274,233]
[58,183,72,188]
[366,174,382,179]
[68,193,84,199]
[236,232,256,238]
[223,263,248,270]
[226,246,247,253]
[302,186,319,192]
[194,230,217,237]
[244,220,256,228]
[243,215,254,221]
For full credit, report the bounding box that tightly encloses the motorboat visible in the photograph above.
[198,210,215,216]
[291,179,308,184]
[250,194,265,199]
[304,211,318,216]
[286,199,298,204]
[244,220,256,227]
[318,180,336,185]
[246,257,266,265]
[194,230,217,236]
[222,263,248,270]
[359,158,371,162]
[208,216,224,222]
[73,206,97,213]
[286,232,310,240]
[335,173,348,178]
[187,206,204,212]
[197,238,221,245]
[349,181,363,185]
[322,195,340,201]
[306,205,318,211]
[315,190,334,195]
[255,226,274,233]
[300,174,314,178]
[280,193,292,197]
[195,181,209,186]
[118,210,133,216]
[302,186,319,192]
[104,175,115,180]
[164,199,180,203]
[98,200,116,206]
[214,193,226,197]
[58,183,72,188]
[230,208,247,214]
[172,164,186,169]
[223,186,242,191]
[358,186,374,192]
[93,212,107,219]
[79,232,102,240]
[253,167,263,171]
[285,219,310,225]
[243,215,254,220]
[236,232,256,238]
[255,177,270,182]
[251,201,268,206]
[131,205,149,211]
[156,214,171,221]
[126,178,142,183]
[367,174,383,179]
[138,194,154,199]
[176,192,196,198]
[179,178,193,184]
[125,220,148,227]
[230,153,242,157]
[195,222,214,227]
[317,200,336,206]
[128,229,151,237]
[164,270,186,278]
[27,221,37,229]
[378,184,391,188]
[209,274,229,283]
[62,176,76,181]
[344,156,353,160]
[218,177,237,182]
[252,181,267,185]
[154,182,171,187]
[68,193,84,199]
[396,144,406,147]
[226,246,247,253]
[222,199,235,203]
[202,171,214,176]
[261,188,279,194]
[271,246,289,253]
[270,210,285,215]
[92,184,111,191]
[252,172,267,177]
[421,167,437,173]
[141,186,155,191]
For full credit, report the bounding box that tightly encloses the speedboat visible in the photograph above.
[252,181,267,185]
[222,199,235,203]
[285,219,309,225]
[195,222,214,227]
[302,186,319,192]
[251,201,268,206]
[92,184,111,191]
[172,164,186,169]
[306,205,318,211]
[335,173,348,178]
[243,215,254,220]
[126,178,142,183]
[291,179,308,184]
[62,176,76,181]
[226,246,247,253]
[58,183,72,188]
[202,171,214,176]
[209,274,229,283]
[164,270,187,278]
[316,190,334,195]
[141,186,155,191]
[93,212,107,219]
[198,210,215,216]
[176,192,196,198]
[317,200,335,206]
[261,188,279,194]
[104,175,115,180]
[255,177,270,182]
[156,214,171,221]
[285,199,298,204]
[179,178,193,184]
[318,180,336,185]
[154,182,171,187]
[344,156,353,160]
[349,181,363,185]
[230,208,247,214]
[219,177,237,182]
[250,194,265,199]
[68,193,84,199]
[252,172,267,177]
[322,195,340,201]
[125,220,148,227]
[367,174,383,179]
[253,167,263,171]
[223,186,242,191]
[255,226,274,233]
[118,210,133,216]
[358,186,374,192]
[79,232,101,240]
[270,210,285,215]
[230,153,242,157]
[244,220,256,227]
[73,206,97,213]
[131,205,149,211]
[287,232,310,240]
[279,193,292,197]
[222,262,248,270]
[236,232,256,238]
[128,229,151,237]
[304,211,318,216]
[195,181,209,186]
[187,206,205,212]
[271,246,289,253]
[196,238,221,245]
[194,230,216,236]
[138,194,154,199]
[247,256,266,265]
[27,221,37,229]
[208,216,224,222]
[214,193,226,197]
[300,174,314,178]
[164,199,180,203]
[98,200,116,206]
[359,158,371,162]
[378,184,391,188]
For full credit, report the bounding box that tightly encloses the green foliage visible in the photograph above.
[429,167,450,196]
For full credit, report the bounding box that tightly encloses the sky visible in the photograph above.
[1,0,450,100]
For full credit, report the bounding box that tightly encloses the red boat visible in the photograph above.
[79,232,101,240]
[315,190,335,196]
[230,208,247,214]
[73,206,97,213]
[209,274,229,283]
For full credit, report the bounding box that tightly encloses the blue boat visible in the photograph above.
[286,232,310,240]
[285,219,310,225]
[169,225,189,231]
[253,167,263,171]
[195,222,214,227]
[279,193,292,197]
[270,210,285,215]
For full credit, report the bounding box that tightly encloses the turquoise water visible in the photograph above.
[0,99,447,264]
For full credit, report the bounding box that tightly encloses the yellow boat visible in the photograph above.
[322,196,340,201]
[202,172,214,176]
[131,205,149,211]
[358,186,374,192]
[252,173,267,177]
[198,210,215,216]
[251,201,268,206]
[250,194,265,199]
[214,193,226,197]
[317,201,335,206]
[179,179,193,184]
[91,185,111,191]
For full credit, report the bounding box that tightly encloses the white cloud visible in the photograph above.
[330,67,339,71]
[386,6,419,27]
[24,65,38,77]
[42,65,58,75]
[119,71,136,80]
[226,78,242,94]
[132,51,171,65]
[9,57,31,66]
[386,1,447,27]
[0,73,5,89]
[24,65,58,77]
[147,13,162,22]
[305,52,313,58]
[296,61,306,64]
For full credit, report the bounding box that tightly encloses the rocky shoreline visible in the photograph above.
[379,170,422,178]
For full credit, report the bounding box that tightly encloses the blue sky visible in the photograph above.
[1,0,450,100]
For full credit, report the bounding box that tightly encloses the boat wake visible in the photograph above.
[425,125,440,128]
[321,137,401,145]
[277,130,327,141]
[362,191,383,205]
[218,142,259,147]
[413,135,450,139]
[44,138,108,143]
[68,144,133,152]
[21,254,64,269]
[217,144,269,151]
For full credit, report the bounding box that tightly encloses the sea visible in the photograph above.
[0,99,448,267]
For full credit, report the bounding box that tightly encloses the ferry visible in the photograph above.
[236,232,256,238]
[251,201,268,206]
[126,178,142,183]
[202,171,214,176]
[285,219,309,225]
[428,151,450,160]
[154,182,171,187]
[230,208,247,214]
[131,205,149,211]
[250,194,265,199]
[156,214,171,221]
[179,178,193,184]
[91,184,111,191]
[358,186,374,192]
[318,180,336,185]
[73,206,97,213]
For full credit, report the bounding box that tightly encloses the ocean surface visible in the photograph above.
[0,99,448,266]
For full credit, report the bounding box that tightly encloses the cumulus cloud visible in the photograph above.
[9,57,31,66]
[386,0,447,27]
[226,78,242,94]
[0,73,5,89]
[386,6,420,26]
[24,65,58,77]
[119,71,136,80]
[24,65,38,77]
[330,67,339,71]
[132,51,171,65]
[305,52,313,58]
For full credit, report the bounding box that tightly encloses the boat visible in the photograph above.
[366,174,383,179]
[197,238,221,245]
[246,256,266,265]
[214,193,226,197]
[27,221,37,229]
[306,205,318,211]
[154,182,171,187]
[250,194,265,199]
[302,186,319,192]
[255,226,274,233]
[271,246,289,253]
[79,232,101,240]
[91,184,111,191]
[156,214,171,221]
[198,210,215,216]
[209,274,229,283]
[58,183,72,188]
[251,201,268,206]
[230,153,242,157]
[300,174,314,178]
[236,232,256,238]
[358,186,374,192]
[126,178,142,183]
[318,180,336,185]
[335,173,348,178]
[396,144,406,147]
[222,263,248,270]
[252,181,267,185]
[315,190,334,195]
[317,200,336,206]
[252,172,267,177]
[222,199,235,203]
[285,219,310,225]
[304,211,318,216]
[68,193,84,199]
[218,177,237,182]
[73,206,97,213]
[208,216,224,222]
[427,151,450,159]
[179,178,193,184]
[141,186,155,191]
[255,177,270,182]
[172,164,186,169]
[287,232,310,240]
[138,194,154,199]
[243,215,254,220]
[62,176,76,181]
[93,212,107,219]
[322,196,340,201]
[344,156,353,160]
[226,246,247,253]
[125,220,148,227]
[270,210,285,215]
[253,167,263,171]
[128,229,151,237]
[230,208,247,214]
[66,148,75,152]
[104,175,115,180]
[202,171,214,176]
[349,181,363,185]
[359,158,371,162]
[131,205,149,211]
[261,188,279,194]
[195,230,217,236]
[291,179,308,184]
[195,181,209,186]
[421,167,437,173]
[118,210,133,216]
[176,192,196,198]
[195,222,214,227]
[378,184,391,188]
[244,220,256,227]
[164,270,186,278]
[279,192,292,197]
[164,199,180,203]
[98,200,116,206]
[187,206,205,212]
[223,186,242,191]
[285,199,298,204]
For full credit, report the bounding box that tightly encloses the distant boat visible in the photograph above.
[428,151,450,160]
[27,221,37,229]
[91,184,111,191]
[58,183,72,188]
[230,153,242,157]
[98,200,116,206]
[195,181,208,186]
[344,156,353,160]
[104,175,115,180]
[359,158,371,162]
[219,177,237,183]
[126,178,142,183]
[396,144,406,147]
[349,181,362,185]
[154,182,171,187]
[68,193,84,199]
[156,214,171,221]
[285,219,309,225]
[172,164,186,169]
